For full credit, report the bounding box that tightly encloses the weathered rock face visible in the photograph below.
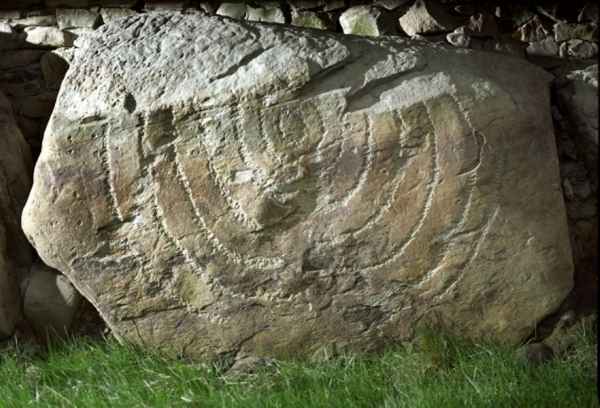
[23,14,573,359]
[0,90,33,339]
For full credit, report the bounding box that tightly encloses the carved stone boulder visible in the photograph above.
[23,14,573,359]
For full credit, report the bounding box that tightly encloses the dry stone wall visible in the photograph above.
[0,0,597,347]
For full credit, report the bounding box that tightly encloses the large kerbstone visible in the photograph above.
[0,91,33,339]
[23,14,573,359]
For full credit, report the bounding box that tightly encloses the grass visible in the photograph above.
[0,321,597,408]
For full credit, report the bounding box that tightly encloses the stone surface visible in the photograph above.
[245,6,285,25]
[0,21,13,34]
[57,8,101,30]
[399,0,460,36]
[554,22,598,43]
[23,14,573,359]
[0,91,33,339]
[446,26,471,48]
[340,6,383,37]
[22,263,82,337]
[515,16,550,43]
[467,13,498,38]
[559,40,598,60]
[24,26,75,48]
[291,10,329,30]
[526,37,559,57]
[216,2,246,20]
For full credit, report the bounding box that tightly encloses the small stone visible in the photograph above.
[100,7,137,23]
[517,343,554,365]
[515,15,550,43]
[560,40,598,59]
[0,21,12,33]
[467,12,499,38]
[554,22,598,42]
[9,15,56,28]
[446,26,471,47]
[291,10,329,30]
[340,6,384,37]
[246,6,285,24]
[399,0,460,36]
[526,37,559,57]
[23,263,82,338]
[216,3,246,20]
[24,26,76,47]
[57,8,101,30]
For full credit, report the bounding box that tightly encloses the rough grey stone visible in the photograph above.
[0,21,13,34]
[467,13,498,38]
[516,16,550,43]
[526,37,559,57]
[554,22,598,42]
[399,0,460,36]
[23,14,573,360]
[559,40,598,59]
[446,26,471,48]
[216,2,246,20]
[100,7,137,23]
[24,26,76,47]
[291,10,329,30]
[246,6,285,25]
[57,8,101,30]
[340,6,384,37]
